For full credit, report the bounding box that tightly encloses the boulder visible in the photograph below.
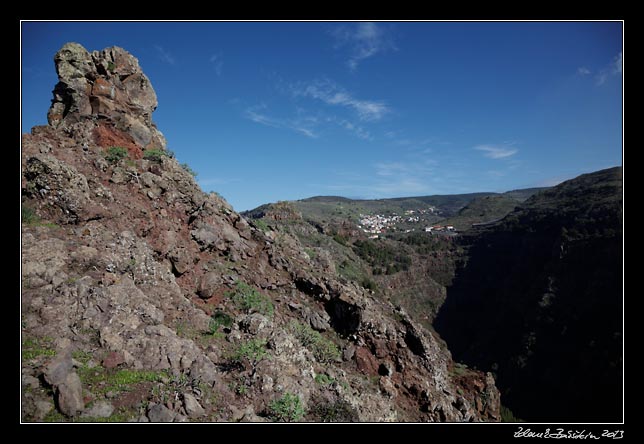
[198,271,222,299]
[147,404,176,422]
[182,393,205,418]
[57,372,84,416]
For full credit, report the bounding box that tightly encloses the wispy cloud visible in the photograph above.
[154,45,175,65]
[341,120,371,140]
[596,51,622,86]
[209,53,223,76]
[244,105,318,138]
[577,67,591,76]
[292,79,389,121]
[474,144,518,159]
[330,22,396,71]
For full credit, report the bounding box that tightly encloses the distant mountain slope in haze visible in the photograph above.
[434,166,623,422]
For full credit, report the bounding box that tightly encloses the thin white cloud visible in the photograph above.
[374,161,410,177]
[596,51,622,86]
[244,105,318,138]
[330,22,396,71]
[577,67,591,76]
[154,45,175,65]
[292,79,389,121]
[474,144,518,159]
[209,53,223,76]
[330,118,372,140]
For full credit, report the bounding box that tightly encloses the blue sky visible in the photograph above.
[21,21,623,211]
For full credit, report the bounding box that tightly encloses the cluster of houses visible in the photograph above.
[357,206,455,238]
[358,213,401,235]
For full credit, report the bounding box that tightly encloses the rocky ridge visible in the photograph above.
[21,42,500,422]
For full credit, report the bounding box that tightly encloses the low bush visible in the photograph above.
[105,146,128,164]
[289,321,340,363]
[227,282,274,317]
[142,149,167,162]
[268,392,304,422]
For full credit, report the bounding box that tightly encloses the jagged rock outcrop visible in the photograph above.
[47,42,166,158]
[21,42,500,423]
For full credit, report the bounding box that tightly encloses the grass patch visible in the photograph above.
[254,218,270,233]
[227,281,274,317]
[72,350,94,365]
[268,392,305,422]
[289,321,341,363]
[77,365,166,396]
[21,205,59,228]
[22,337,56,360]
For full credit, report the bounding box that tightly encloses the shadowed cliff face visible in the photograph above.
[434,167,623,422]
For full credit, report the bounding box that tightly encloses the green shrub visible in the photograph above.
[289,321,341,363]
[500,405,523,422]
[105,146,128,164]
[333,234,347,246]
[310,400,359,422]
[21,205,38,224]
[254,219,270,233]
[180,163,197,177]
[360,277,378,291]
[314,373,335,385]
[227,282,274,317]
[268,392,304,422]
[143,149,167,162]
[230,338,268,370]
[209,310,233,335]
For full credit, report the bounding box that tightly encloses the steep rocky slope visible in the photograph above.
[434,167,623,422]
[20,43,500,423]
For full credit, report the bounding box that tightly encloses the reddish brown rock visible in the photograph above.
[93,124,142,159]
[102,351,126,369]
[355,346,379,376]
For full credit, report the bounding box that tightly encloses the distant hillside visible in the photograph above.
[440,195,524,231]
[434,166,623,422]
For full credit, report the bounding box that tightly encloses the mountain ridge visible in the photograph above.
[20,42,501,423]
